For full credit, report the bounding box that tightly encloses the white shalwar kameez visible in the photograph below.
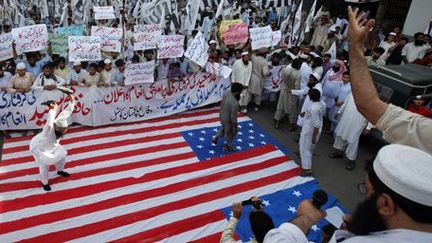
[299,101,324,170]
[328,82,352,126]
[321,69,343,111]
[29,100,76,185]
[231,59,252,107]
[248,55,271,106]
[292,83,325,127]
[333,94,367,161]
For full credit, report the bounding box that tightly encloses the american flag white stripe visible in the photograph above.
[0,107,305,242]
[2,107,222,151]
[0,149,285,222]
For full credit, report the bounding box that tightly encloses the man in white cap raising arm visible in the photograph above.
[29,94,77,191]
[264,144,432,242]
[347,6,432,154]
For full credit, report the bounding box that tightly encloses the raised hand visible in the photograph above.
[348,6,375,50]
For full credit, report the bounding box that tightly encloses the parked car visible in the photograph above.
[367,64,432,145]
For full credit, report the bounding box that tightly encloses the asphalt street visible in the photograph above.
[248,103,379,211]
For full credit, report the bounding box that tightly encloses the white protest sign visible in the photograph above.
[133,24,162,51]
[0,33,13,61]
[134,24,162,33]
[68,36,102,62]
[205,62,232,79]
[11,24,49,53]
[272,30,282,47]
[157,35,185,59]
[91,26,123,53]
[94,6,116,20]
[264,65,285,92]
[184,32,209,67]
[249,26,273,50]
[125,61,155,85]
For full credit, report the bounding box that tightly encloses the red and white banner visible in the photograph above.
[0,73,230,130]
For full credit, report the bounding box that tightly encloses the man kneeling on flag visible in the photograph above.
[30,94,76,191]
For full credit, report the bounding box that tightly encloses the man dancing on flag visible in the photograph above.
[30,94,76,191]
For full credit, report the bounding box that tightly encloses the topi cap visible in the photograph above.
[373,144,432,206]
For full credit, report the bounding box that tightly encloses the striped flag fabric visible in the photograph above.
[0,106,346,242]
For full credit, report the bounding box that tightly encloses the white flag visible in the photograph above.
[215,0,226,19]
[326,41,337,62]
[291,0,303,46]
[313,5,322,22]
[425,18,432,36]
[184,0,200,34]
[304,0,317,33]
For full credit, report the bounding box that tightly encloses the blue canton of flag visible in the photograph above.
[220,180,348,243]
[182,120,291,161]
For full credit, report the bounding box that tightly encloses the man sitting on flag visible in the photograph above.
[29,94,76,191]
[212,83,244,152]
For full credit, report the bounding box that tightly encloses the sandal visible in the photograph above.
[329,151,343,159]
[300,170,313,177]
[345,160,356,171]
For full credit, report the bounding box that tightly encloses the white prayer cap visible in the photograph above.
[299,53,309,59]
[73,61,81,67]
[373,144,432,206]
[54,117,69,128]
[389,32,397,36]
[104,59,112,64]
[241,51,249,56]
[16,62,26,70]
[311,72,321,81]
[209,40,217,44]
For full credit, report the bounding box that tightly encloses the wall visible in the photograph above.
[403,0,432,36]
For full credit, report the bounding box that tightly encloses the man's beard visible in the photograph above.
[242,60,249,65]
[414,40,424,46]
[347,193,387,235]
[235,93,241,100]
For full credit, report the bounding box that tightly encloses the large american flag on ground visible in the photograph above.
[0,106,346,242]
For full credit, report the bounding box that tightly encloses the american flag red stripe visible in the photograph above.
[0,107,310,242]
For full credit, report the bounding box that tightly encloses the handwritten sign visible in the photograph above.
[223,23,249,45]
[133,24,162,51]
[134,24,161,33]
[205,62,232,79]
[49,33,68,56]
[125,61,155,85]
[184,32,209,67]
[272,30,282,47]
[157,35,185,59]
[11,24,49,53]
[249,26,273,50]
[56,25,85,36]
[68,36,102,62]
[219,19,242,36]
[264,65,285,92]
[91,26,123,53]
[0,33,13,62]
[94,6,116,20]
